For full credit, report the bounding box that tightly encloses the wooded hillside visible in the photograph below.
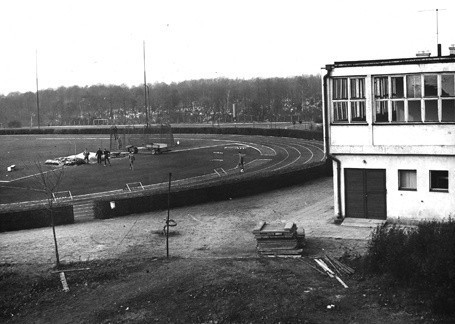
[0,76,321,127]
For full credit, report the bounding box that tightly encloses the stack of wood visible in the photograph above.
[253,221,305,256]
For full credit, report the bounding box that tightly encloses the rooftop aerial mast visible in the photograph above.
[419,8,446,56]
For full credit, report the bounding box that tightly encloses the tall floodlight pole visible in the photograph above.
[143,41,148,127]
[36,49,40,129]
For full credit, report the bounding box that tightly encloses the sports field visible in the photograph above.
[0,134,324,204]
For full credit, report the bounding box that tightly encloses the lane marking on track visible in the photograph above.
[293,144,315,164]
[273,144,302,171]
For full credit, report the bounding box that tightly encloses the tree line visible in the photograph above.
[0,75,321,127]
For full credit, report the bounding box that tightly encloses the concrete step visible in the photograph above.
[341,218,385,228]
[72,200,94,221]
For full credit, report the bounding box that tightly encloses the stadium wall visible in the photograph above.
[93,161,330,219]
[0,126,322,141]
[0,204,74,232]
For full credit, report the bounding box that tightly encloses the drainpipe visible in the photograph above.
[322,66,343,219]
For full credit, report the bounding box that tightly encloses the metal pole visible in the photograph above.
[143,41,148,127]
[166,172,172,258]
[36,49,40,129]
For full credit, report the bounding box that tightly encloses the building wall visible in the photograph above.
[332,155,455,221]
[327,59,455,221]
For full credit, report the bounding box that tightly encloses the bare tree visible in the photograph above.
[29,161,65,268]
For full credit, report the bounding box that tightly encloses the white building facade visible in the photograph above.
[323,56,455,222]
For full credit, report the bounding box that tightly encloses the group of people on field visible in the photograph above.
[83,148,135,170]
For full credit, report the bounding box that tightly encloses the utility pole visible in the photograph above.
[36,49,40,129]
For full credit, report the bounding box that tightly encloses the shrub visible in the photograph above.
[363,219,455,314]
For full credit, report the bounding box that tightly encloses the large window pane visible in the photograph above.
[391,77,404,98]
[333,102,348,122]
[442,75,455,97]
[407,75,421,98]
[333,78,348,99]
[391,101,405,122]
[408,100,421,122]
[399,170,417,190]
[424,100,438,122]
[442,99,455,122]
[424,75,438,97]
[351,101,366,122]
[375,101,388,122]
[430,170,449,192]
[374,77,388,99]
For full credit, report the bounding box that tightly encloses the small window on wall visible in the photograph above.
[399,170,417,191]
[430,170,449,192]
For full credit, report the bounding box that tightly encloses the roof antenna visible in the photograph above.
[419,8,447,56]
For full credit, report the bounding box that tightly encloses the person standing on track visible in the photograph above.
[238,151,245,173]
[103,148,111,166]
[128,152,135,170]
[83,148,90,164]
[96,148,103,164]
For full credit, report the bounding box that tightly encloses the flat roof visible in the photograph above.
[327,55,455,69]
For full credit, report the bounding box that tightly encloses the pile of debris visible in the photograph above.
[253,221,305,256]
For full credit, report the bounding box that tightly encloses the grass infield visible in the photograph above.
[0,134,269,204]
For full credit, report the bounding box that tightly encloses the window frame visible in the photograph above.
[373,73,455,124]
[429,170,449,193]
[398,169,417,191]
[332,77,366,124]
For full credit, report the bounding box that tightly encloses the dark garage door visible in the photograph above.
[344,168,386,220]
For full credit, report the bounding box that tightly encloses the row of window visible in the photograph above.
[332,74,455,123]
[399,170,449,192]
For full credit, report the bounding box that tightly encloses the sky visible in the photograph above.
[1,0,455,95]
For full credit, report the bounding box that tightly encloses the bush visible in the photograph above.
[363,219,455,314]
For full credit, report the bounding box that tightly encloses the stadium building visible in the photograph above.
[322,47,455,222]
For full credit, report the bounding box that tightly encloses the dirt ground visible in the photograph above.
[1,177,447,323]
[0,177,368,265]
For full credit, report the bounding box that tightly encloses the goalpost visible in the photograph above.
[93,119,109,126]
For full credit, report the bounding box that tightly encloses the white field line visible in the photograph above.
[5,168,63,184]
[174,136,275,156]
[38,137,110,140]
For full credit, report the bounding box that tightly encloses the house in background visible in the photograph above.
[322,48,455,222]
